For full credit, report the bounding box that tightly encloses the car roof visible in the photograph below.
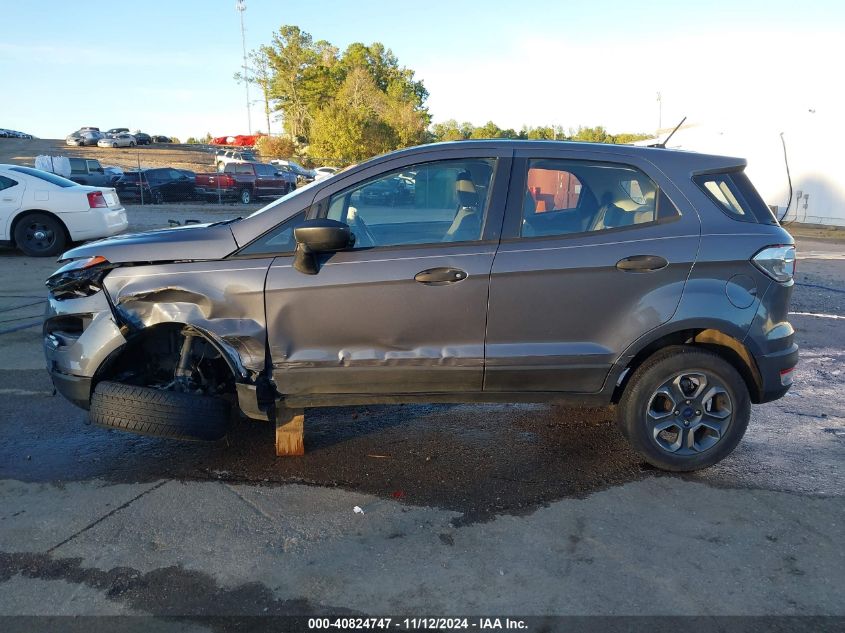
[369,139,746,172]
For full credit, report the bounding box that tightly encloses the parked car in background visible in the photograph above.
[42,140,798,473]
[66,130,104,146]
[0,164,126,256]
[98,133,136,148]
[215,149,259,171]
[195,162,295,203]
[105,128,129,136]
[360,175,413,205]
[313,166,338,179]
[133,132,152,145]
[103,166,124,183]
[67,158,118,187]
[1,129,32,139]
[269,159,316,183]
[115,168,196,204]
[152,135,171,143]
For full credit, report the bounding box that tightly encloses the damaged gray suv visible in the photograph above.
[44,141,797,471]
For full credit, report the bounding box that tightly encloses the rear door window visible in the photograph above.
[521,159,661,237]
[693,171,777,224]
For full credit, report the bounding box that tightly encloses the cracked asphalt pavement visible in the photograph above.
[0,219,843,629]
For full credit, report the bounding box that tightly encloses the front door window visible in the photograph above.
[326,158,497,248]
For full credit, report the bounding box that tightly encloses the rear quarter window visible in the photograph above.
[693,171,777,225]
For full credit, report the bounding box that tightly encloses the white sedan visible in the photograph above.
[97,133,136,148]
[0,164,128,256]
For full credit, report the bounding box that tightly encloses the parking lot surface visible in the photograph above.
[0,209,843,628]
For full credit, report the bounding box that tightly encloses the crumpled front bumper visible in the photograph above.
[43,290,127,410]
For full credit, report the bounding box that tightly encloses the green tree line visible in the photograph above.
[239,25,650,163]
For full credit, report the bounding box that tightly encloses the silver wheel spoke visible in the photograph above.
[702,386,731,420]
[682,426,698,451]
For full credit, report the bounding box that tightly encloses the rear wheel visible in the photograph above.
[617,346,750,471]
[239,188,252,204]
[14,212,67,257]
[152,189,164,205]
[129,141,136,147]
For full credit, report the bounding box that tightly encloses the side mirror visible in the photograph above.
[293,219,352,274]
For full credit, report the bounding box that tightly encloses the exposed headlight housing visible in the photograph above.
[46,256,115,300]
[752,245,795,283]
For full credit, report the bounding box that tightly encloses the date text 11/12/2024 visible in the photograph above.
[307,617,528,630]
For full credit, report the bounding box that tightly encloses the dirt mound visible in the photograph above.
[0,138,219,173]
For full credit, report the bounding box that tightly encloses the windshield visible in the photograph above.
[9,166,76,188]
[246,177,323,218]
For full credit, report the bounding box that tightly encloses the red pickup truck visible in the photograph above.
[195,162,296,204]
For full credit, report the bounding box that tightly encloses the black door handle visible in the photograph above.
[616,255,669,272]
[414,267,467,285]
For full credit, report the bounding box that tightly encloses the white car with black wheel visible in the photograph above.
[0,165,128,257]
[97,133,136,148]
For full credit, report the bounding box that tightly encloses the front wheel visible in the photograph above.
[617,346,750,472]
[91,381,231,441]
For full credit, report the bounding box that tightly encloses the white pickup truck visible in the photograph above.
[214,149,259,172]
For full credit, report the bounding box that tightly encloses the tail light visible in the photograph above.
[752,245,795,283]
[87,191,108,208]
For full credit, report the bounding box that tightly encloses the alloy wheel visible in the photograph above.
[646,371,733,455]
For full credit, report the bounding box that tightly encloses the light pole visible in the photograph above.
[236,0,252,134]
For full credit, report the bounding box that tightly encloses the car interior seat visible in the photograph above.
[591,191,631,230]
[443,171,481,242]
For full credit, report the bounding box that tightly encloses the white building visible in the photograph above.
[638,112,845,227]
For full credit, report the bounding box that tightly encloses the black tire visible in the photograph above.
[152,189,164,205]
[617,345,751,472]
[14,212,67,257]
[239,188,252,204]
[129,141,136,147]
[90,381,231,441]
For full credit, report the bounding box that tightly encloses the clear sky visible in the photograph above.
[2,0,843,139]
